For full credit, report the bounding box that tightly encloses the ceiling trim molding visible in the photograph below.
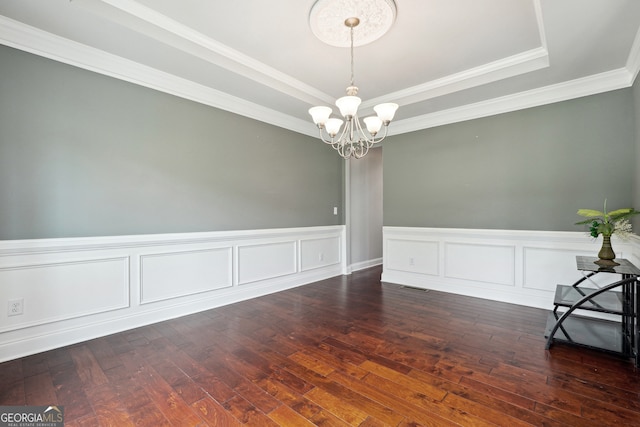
[73,0,554,111]
[625,23,640,83]
[363,47,549,109]
[365,0,550,109]
[533,0,548,50]
[0,15,316,137]
[72,0,334,106]
[1,11,636,141]
[388,68,634,136]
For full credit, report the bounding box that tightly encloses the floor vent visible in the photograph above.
[399,285,429,292]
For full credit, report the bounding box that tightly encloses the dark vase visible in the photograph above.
[594,235,620,266]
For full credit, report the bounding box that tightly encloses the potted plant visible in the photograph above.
[576,199,639,266]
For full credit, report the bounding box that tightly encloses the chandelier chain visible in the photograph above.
[350,25,355,88]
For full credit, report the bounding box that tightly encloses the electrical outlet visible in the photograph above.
[409,257,415,266]
[319,252,324,261]
[8,298,23,316]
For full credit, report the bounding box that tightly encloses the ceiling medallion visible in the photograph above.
[309,0,397,47]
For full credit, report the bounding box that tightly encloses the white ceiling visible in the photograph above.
[1,0,639,137]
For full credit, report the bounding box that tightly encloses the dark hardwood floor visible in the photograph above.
[1,266,639,426]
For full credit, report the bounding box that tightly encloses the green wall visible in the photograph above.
[384,89,636,231]
[3,43,638,239]
[0,46,344,240]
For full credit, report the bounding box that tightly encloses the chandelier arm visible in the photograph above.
[354,143,370,159]
[345,142,355,159]
[335,119,352,148]
[353,144,365,158]
[337,139,349,159]
[349,131,366,159]
[332,130,348,150]
[352,115,375,147]
[374,124,390,144]
[317,127,337,145]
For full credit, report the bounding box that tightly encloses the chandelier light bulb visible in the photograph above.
[374,103,399,123]
[325,118,344,136]
[335,96,361,119]
[309,106,332,126]
[363,116,383,135]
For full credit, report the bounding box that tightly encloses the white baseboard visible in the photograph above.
[0,226,346,362]
[349,257,383,273]
[382,227,640,310]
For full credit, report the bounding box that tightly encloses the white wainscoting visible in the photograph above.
[382,227,640,309]
[0,226,345,362]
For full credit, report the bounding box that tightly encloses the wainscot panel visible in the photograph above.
[0,226,346,362]
[382,227,640,309]
[237,241,297,285]
[521,247,617,291]
[0,257,129,332]
[385,238,439,276]
[140,247,233,304]
[300,236,341,272]
[444,242,515,286]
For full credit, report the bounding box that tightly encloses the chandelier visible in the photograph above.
[308,16,398,159]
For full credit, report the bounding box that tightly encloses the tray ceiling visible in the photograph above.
[1,0,639,137]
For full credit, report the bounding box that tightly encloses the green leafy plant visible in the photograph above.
[576,199,639,239]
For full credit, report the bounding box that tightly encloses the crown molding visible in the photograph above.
[387,13,640,136]
[388,68,634,136]
[626,22,640,84]
[1,9,637,140]
[72,0,334,106]
[0,15,316,137]
[363,0,549,110]
[362,47,549,110]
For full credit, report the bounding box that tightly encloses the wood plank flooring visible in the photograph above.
[1,266,639,426]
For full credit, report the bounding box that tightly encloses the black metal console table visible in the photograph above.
[545,256,639,367]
